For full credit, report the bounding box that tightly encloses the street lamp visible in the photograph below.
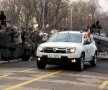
[70,7,73,30]
[42,0,45,29]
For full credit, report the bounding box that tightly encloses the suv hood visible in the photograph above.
[39,42,81,48]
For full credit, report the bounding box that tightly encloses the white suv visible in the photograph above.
[36,31,97,71]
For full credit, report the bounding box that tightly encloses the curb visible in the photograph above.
[97,57,108,60]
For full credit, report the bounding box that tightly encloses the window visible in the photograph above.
[83,34,90,44]
[48,33,82,43]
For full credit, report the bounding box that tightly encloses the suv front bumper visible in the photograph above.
[37,55,79,65]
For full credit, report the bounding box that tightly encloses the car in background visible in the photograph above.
[36,31,97,71]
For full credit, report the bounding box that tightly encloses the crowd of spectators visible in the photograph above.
[0,11,49,60]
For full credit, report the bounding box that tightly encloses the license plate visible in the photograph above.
[48,55,61,58]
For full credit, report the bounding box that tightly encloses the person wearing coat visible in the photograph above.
[0,11,6,26]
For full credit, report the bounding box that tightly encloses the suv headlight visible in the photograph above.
[70,48,76,53]
[68,48,76,53]
[38,46,44,52]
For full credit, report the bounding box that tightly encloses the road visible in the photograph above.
[0,58,107,90]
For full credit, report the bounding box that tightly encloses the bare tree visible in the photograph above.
[0,0,69,30]
[69,0,100,30]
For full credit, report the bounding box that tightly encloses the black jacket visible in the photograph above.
[0,14,6,25]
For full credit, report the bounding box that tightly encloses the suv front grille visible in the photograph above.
[43,47,67,53]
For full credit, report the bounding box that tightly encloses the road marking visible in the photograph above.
[0,69,32,79]
[3,70,62,90]
[40,79,99,87]
[99,81,108,89]
[0,74,13,78]
[19,69,33,72]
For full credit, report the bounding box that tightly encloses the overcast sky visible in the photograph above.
[70,0,108,12]
[0,0,108,12]
[99,0,108,12]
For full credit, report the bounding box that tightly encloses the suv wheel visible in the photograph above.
[77,54,84,71]
[90,54,97,66]
[37,61,46,69]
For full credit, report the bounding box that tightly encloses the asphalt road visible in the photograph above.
[0,58,108,90]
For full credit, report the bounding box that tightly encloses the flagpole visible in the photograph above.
[70,7,73,30]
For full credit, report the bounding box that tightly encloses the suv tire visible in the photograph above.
[77,54,84,71]
[37,61,46,69]
[90,54,97,66]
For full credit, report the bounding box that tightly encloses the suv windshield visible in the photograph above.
[49,33,82,43]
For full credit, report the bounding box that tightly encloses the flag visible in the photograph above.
[87,29,91,38]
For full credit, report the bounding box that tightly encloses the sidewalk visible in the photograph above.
[97,52,108,60]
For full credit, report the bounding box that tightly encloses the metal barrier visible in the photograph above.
[93,34,108,52]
